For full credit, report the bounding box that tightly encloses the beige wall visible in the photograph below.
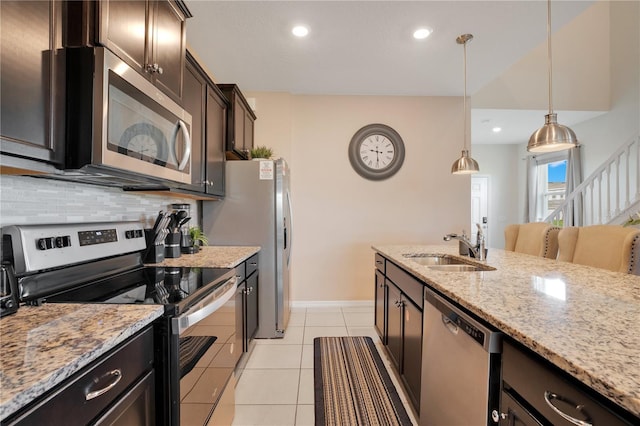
[473,0,610,112]
[246,92,470,302]
[473,145,522,249]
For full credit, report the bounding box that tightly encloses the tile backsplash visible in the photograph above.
[0,175,199,229]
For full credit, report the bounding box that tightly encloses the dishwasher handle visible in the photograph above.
[441,315,459,335]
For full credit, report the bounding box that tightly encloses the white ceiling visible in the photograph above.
[185,0,599,144]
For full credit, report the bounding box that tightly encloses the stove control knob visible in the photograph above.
[1,298,15,310]
[55,237,65,248]
[37,238,48,250]
[37,237,55,250]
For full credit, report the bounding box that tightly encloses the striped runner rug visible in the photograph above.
[314,336,413,426]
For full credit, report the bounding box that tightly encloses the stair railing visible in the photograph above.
[545,135,640,227]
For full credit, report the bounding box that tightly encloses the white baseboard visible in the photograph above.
[291,300,374,309]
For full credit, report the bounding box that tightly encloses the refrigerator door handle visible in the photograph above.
[286,189,293,267]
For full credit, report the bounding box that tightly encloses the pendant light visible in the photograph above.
[451,33,479,175]
[527,0,578,153]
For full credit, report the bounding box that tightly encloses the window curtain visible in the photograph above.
[524,155,538,223]
[524,147,583,225]
[565,145,583,226]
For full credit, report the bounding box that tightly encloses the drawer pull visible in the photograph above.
[543,391,593,426]
[85,369,122,401]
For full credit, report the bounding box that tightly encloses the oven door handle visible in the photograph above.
[172,276,237,335]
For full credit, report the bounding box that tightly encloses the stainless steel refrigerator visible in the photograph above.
[202,159,292,339]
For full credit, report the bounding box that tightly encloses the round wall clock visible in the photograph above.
[348,123,405,180]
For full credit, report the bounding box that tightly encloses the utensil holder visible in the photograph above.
[165,232,181,259]
[143,229,165,263]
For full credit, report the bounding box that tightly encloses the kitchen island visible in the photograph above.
[373,244,640,421]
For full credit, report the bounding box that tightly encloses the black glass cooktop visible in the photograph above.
[46,266,233,312]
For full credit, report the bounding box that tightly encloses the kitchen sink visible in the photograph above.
[402,254,466,265]
[426,264,494,272]
[402,253,495,272]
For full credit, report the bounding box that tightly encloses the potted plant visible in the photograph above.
[250,145,273,160]
[182,226,208,254]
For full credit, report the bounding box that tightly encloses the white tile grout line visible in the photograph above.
[292,300,374,309]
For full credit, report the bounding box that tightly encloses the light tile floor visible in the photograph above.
[232,305,418,426]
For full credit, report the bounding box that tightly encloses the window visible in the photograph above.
[533,152,568,222]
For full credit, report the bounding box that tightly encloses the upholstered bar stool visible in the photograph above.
[557,225,640,274]
[504,222,561,259]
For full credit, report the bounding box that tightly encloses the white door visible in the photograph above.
[471,176,489,246]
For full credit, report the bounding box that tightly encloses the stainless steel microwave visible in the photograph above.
[65,47,192,185]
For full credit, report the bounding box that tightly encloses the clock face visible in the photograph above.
[118,123,168,165]
[359,134,396,170]
[348,124,405,180]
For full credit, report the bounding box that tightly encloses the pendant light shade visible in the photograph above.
[451,149,479,174]
[527,0,578,153]
[451,33,479,175]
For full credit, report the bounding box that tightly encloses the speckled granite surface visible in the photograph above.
[373,244,640,418]
[0,304,163,421]
[146,245,260,268]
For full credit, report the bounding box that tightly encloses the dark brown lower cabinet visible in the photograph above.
[402,297,422,409]
[94,370,155,425]
[386,282,403,369]
[236,255,260,353]
[5,327,155,425]
[374,269,386,342]
[499,339,637,426]
[374,255,424,414]
[244,271,259,346]
[384,280,422,412]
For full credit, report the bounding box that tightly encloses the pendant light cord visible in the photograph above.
[463,39,468,151]
[547,0,553,115]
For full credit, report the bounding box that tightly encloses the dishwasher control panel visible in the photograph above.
[455,315,485,346]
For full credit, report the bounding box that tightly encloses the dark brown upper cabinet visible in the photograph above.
[181,51,227,197]
[0,0,65,167]
[66,0,190,104]
[217,84,257,160]
[98,0,189,102]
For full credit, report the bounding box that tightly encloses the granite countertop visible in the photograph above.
[0,304,163,421]
[146,245,260,268]
[372,244,640,418]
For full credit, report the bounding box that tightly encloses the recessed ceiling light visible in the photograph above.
[292,26,309,37]
[492,127,502,133]
[413,28,433,40]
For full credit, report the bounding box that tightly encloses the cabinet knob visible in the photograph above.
[146,63,163,75]
[491,410,507,423]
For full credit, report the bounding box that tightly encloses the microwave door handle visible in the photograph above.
[174,119,192,171]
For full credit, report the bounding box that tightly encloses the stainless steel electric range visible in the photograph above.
[1,221,240,426]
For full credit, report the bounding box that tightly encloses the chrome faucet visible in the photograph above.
[444,224,486,260]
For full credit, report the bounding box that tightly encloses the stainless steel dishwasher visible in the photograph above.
[420,288,502,426]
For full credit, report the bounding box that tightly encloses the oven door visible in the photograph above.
[171,274,240,426]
